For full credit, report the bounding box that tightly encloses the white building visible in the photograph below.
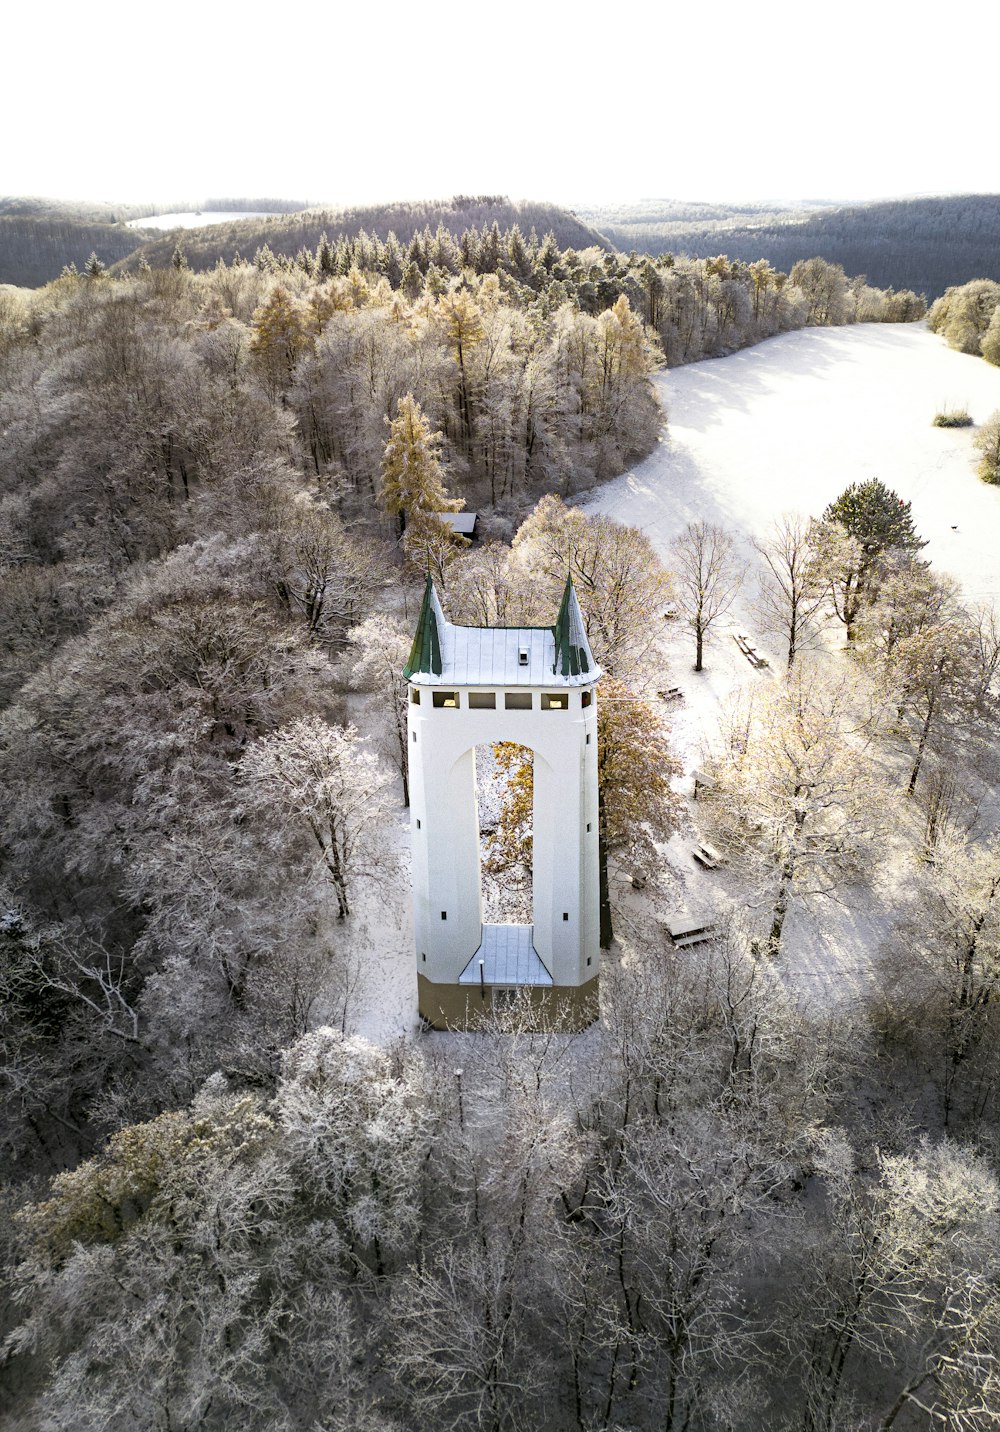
[405,575,602,1029]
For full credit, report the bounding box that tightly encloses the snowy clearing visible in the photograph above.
[582,323,1000,1010]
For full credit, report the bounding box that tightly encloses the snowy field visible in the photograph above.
[126,210,282,230]
[343,324,1000,1038]
[581,322,1000,1012]
[584,322,1000,605]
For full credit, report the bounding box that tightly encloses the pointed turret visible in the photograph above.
[403,574,444,678]
[552,575,594,678]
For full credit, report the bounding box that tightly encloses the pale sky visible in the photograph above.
[6,0,998,210]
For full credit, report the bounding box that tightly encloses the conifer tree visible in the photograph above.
[379,394,461,537]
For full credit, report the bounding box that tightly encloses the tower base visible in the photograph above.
[417,973,599,1032]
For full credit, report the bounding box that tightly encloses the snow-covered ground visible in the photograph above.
[127,210,282,229]
[581,322,1000,1010]
[585,322,1000,604]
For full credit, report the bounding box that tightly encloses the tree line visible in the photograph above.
[587,192,1000,301]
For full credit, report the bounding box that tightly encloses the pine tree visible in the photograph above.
[83,252,105,278]
[822,477,925,559]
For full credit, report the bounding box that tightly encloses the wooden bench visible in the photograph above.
[666,916,715,948]
[657,686,683,702]
[692,841,723,870]
[692,769,715,800]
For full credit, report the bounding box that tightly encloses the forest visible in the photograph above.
[1,223,998,1431]
[583,193,1000,300]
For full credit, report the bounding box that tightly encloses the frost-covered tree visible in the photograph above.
[707,666,893,955]
[670,520,745,671]
[241,717,394,919]
[752,514,828,667]
[512,494,672,680]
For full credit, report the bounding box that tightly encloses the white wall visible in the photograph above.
[408,684,600,988]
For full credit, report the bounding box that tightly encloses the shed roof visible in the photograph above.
[403,575,599,687]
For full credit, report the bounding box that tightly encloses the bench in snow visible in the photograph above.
[657,686,683,702]
[692,768,716,799]
[692,841,723,870]
[666,916,715,948]
[733,632,769,669]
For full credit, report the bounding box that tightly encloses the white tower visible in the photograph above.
[405,575,601,1029]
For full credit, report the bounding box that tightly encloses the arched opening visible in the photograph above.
[475,742,533,926]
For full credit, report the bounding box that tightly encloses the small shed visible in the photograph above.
[441,511,479,542]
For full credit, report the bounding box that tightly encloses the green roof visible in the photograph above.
[403,574,443,679]
[553,575,591,677]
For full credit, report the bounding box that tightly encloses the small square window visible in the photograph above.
[469,692,496,709]
[505,692,532,710]
[562,912,569,922]
[542,692,569,710]
[518,647,529,666]
[441,911,447,921]
[433,691,459,709]
[582,691,592,707]
[410,688,421,705]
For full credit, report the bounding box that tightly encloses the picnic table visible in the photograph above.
[733,632,769,669]
[692,840,723,870]
[665,915,716,949]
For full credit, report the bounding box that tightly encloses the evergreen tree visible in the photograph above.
[379,394,461,537]
[170,244,189,272]
[822,478,925,560]
[83,252,105,278]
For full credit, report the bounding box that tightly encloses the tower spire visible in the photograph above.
[552,574,593,678]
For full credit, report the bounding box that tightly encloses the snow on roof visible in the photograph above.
[458,924,553,986]
[441,512,478,536]
[404,575,600,687]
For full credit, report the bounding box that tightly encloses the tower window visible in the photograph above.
[469,692,496,709]
[562,912,569,922]
[582,691,592,707]
[441,911,447,921]
[416,819,421,829]
[412,731,417,743]
[410,688,421,705]
[542,693,568,710]
[518,646,529,666]
[505,692,532,710]
[433,691,459,708]
[586,733,591,744]
[587,956,592,966]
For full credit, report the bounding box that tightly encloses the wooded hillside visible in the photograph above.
[584,193,1000,300]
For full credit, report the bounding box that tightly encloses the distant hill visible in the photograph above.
[578,194,1000,300]
[121,196,612,273]
[0,194,611,288]
[0,215,148,288]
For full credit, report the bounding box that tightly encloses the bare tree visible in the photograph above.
[670,520,745,671]
[706,665,893,955]
[753,514,827,667]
